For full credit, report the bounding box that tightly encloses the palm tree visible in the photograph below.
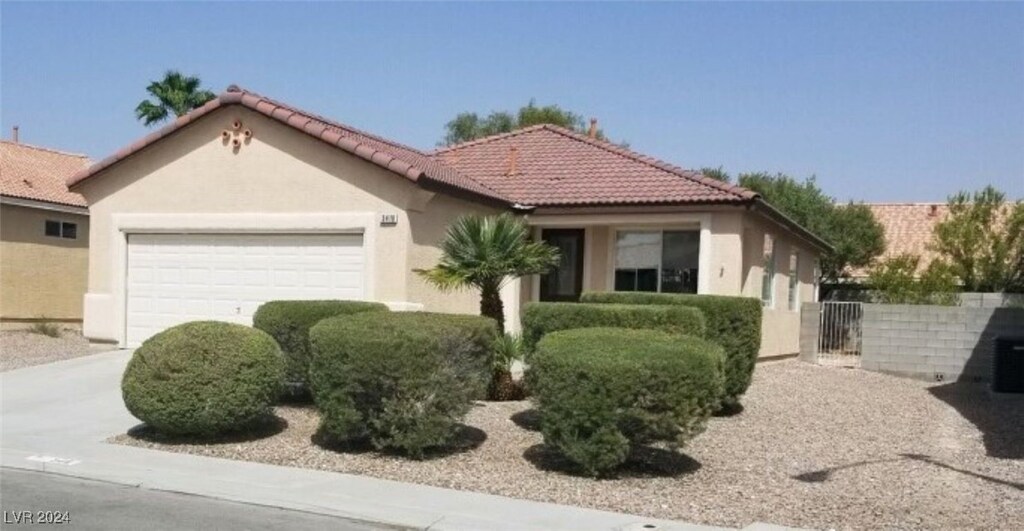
[135,70,216,126]
[417,213,560,332]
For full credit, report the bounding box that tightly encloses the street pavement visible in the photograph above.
[1,468,393,530]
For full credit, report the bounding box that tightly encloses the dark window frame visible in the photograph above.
[44,220,78,240]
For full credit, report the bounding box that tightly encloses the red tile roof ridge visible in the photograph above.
[438,123,757,202]
[433,124,552,154]
[0,139,90,160]
[230,86,433,157]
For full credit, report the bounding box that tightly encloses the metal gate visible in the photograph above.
[817,301,863,367]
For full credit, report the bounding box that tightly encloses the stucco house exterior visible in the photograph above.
[68,86,829,355]
[1,138,91,326]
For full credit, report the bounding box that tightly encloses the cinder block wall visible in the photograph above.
[799,302,820,363]
[860,304,1024,383]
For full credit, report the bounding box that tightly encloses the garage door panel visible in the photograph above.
[126,233,365,347]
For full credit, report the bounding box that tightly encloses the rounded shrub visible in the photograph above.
[520,301,707,352]
[529,327,725,477]
[309,312,497,458]
[580,291,762,409]
[252,300,389,390]
[121,321,285,437]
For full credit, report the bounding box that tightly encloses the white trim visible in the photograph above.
[526,212,708,227]
[94,212,376,346]
[1,196,88,215]
[697,214,712,295]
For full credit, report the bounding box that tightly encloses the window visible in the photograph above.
[614,230,699,293]
[788,252,800,311]
[761,234,775,307]
[44,220,77,239]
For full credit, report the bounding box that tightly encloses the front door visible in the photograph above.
[540,229,585,302]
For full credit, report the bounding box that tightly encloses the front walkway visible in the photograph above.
[0,351,748,531]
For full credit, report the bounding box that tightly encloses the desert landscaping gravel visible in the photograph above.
[1,329,113,372]
[114,360,1024,530]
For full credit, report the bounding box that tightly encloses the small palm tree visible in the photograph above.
[135,70,216,126]
[417,213,560,332]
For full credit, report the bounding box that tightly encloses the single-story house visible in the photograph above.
[68,86,830,355]
[1,135,91,326]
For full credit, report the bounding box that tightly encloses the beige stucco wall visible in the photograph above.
[0,204,89,320]
[739,215,817,357]
[76,106,497,343]
[535,209,819,357]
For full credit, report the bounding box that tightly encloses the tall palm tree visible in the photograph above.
[417,213,560,332]
[135,70,216,126]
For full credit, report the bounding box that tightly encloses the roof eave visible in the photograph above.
[749,198,834,254]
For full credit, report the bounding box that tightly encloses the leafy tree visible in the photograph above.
[737,172,885,283]
[416,214,561,332]
[441,100,610,145]
[930,186,1024,292]
[867,253,958,305]
[135,70,216,126]
[699,166,731,183]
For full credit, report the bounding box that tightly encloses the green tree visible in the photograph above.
[441,100,610,145]
[737,172,885,283]
[699,166,731,183]
[930,186,1024,292]
[867,253,958,305]
[135,70,216,126]
[416,214,561,332]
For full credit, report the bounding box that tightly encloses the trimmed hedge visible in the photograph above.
[122,321,285,437]
[580,292,761,407]
[309,312,498,457]
[252,300,389,389]
[530,327,725,477]
[520,302,706,351]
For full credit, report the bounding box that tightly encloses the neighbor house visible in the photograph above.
[1,135,91,326]
[846,203,948,280]
[68,86,829,355]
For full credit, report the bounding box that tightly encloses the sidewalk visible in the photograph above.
[0,351,770,531]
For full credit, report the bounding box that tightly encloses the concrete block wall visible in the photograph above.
[959,292,1024,309]
[859,304,1024,383]
[799,302,820,363]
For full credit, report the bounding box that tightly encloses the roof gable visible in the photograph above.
[67,86,508,206]
[1,140,89,207]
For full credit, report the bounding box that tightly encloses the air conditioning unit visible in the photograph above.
[992,336,1024,394]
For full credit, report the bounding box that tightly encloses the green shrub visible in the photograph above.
[580,292,761,407]
[520,302,706,352]
[309,312,497,457]
[252,300,389,389]
[489,333,526,401]
[121,321,285,437]
[530,327,725,477]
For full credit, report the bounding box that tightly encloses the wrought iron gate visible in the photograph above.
[817,301,863,367]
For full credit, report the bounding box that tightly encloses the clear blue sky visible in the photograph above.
[2,2,1022,202]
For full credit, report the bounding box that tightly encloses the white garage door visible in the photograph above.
[126,233,365,347]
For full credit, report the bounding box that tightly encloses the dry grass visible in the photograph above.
[112,361,1024,529]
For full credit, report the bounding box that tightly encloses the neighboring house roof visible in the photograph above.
[432,124,756,207]
[66,85,831,251]
[0,140,90,208]
[847,203,948,278]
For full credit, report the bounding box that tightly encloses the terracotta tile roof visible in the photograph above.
[68,86,507,204]
[1,140,89,208]
[847,203,948,277]
[431,125,757,207]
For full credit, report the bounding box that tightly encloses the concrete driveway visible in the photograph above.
[0,350,737,531]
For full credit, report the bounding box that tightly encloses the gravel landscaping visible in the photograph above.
[112,360,1024,529]
[0,328,114,372]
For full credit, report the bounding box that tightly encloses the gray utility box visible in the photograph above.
[993,336,1024,394]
